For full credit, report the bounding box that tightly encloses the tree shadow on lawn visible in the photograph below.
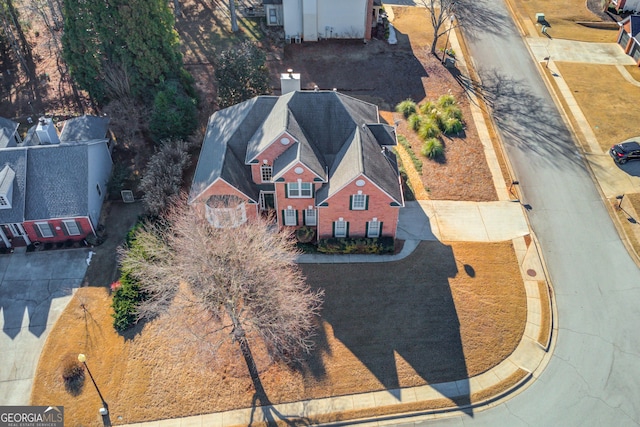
[300,241,473,416]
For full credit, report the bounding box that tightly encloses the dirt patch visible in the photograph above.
[31,241,526,425]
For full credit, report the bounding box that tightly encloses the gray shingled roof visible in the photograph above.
[25,144,89,220]
[59,115,110,143]
[0,149,27,224]
[192,91,402,206]
[0,117,19,149]
[190,97,278,202]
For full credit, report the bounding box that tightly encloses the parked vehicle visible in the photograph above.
[610,141,640,164]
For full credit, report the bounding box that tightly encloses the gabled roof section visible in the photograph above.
[0,117,19,148]
[25,145,89,220]
[0,149,26,223]
[59,115,110,143]
[316,123,402,205]
[190,97,278,202]
[631,15,640,38]
[272,141,326,181]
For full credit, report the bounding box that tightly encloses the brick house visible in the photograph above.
[0,116,112,249]
[189,90,404,241]
[618,15,640,66]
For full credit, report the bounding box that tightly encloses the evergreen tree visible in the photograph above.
[62,0,183,103]
[215,41,271,108]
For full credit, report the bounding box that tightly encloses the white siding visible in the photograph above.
[283,0,303,39]
[87,140,113,229]
[317,0,366,39]
[302,0,318,41]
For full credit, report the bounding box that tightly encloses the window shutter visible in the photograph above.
[295,210,299,226]
[281,210,285,225]
[365,196,369,210]
[34,224,42,238]
[332,221,335,237]
[284,184,289,198]
[49,223,56,237]
[379,222,383,236]
[76,220,84,235]
[365,221,369,236]
[303,209,306,225]
[349,196,353,210]
[62,223,69,236]
[311,184,315,197]
[346,222,349,238]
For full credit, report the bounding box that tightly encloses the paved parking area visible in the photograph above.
[0,249,89,405]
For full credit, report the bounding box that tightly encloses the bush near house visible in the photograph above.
[318,237,395,254]
[395,94,465,163]
[111,223,149,332]
[421,138,445,159]
[395,99,417,118]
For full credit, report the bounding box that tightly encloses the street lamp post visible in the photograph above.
[78,353,109,416]
[442,14,456,64]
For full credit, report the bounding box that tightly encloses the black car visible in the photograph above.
[610,141,640,164]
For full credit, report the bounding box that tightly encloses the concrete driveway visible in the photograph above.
[0,248,89,405]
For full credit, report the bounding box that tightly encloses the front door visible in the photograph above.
[8,223,31,246]
[260,192,275,211]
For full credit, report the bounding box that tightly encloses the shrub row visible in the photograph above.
[318,236,395,254]
[111,223,149,332]
[397,135,423,174]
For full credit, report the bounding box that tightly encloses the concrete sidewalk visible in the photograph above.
[125,26,552,425]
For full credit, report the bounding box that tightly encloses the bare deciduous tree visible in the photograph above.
[119,198,324,400]
[139,139,191,217]
[421,0,457,56]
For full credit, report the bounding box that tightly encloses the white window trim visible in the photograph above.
[284,207,297,226]
[304,207,317,226]
[261,164,273,182]
[367,218,381,238]
[352,193,367,210]
[334,218,347,238]
[287,181,313,198]
[205,203,247,228]
[63,219,81,236]
[36,222,54,238]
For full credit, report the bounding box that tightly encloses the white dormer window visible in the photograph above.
[0,165,15,210]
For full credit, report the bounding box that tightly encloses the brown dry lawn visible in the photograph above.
[506,0,619,42]
[554,62,640,151]
[31,241,525,426]
[388,9,497,202]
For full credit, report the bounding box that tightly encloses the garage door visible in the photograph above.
[619,30,630,49]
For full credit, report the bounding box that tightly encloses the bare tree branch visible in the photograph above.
[119,197,325,369]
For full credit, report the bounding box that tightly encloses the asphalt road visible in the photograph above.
[394,0,640,425]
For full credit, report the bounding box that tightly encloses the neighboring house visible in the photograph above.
[607,0,640,13]
[189,90,404,241]
[618,15,640,65]
[0,115,113,249]
[267,0,384,42]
